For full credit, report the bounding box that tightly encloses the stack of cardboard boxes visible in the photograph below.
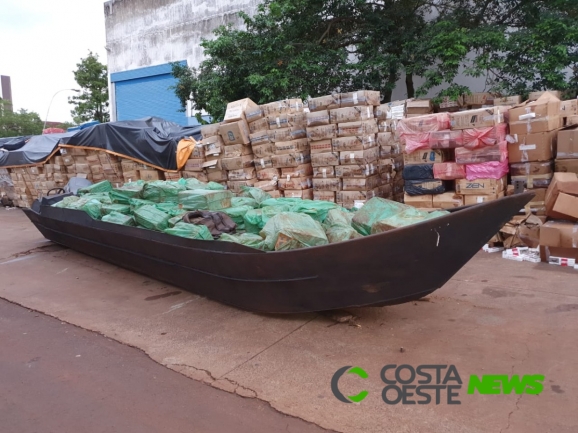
[556,126,578,175]
[0,168,15,204]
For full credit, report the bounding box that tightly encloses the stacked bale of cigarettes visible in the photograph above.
[374,103,405,202]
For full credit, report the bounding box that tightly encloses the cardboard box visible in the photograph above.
[312,166,336,178]
[139,169,161,181]
[336,189,380,207]
[310,139,333,154]
[557,128,578,159]
[374,104,390,120]
[278,176,312,190]
[550,192,578,220]
[510,173,553,189]
[560,100,578,117]
[184,158,205,172]
[339,147,379,165]
[329,106,374,124]
[509,117,563,136]
[249,130,271,146]
[332,135,376,152]
[312,178,342,191]
[268,127,291,142]
[245,107,265,124]
[404,194,433,208]
[463,191,504,205]
[339,90,380,107]
[529,90,562,101]
[539,220,578,262]
[281,164,313,178]
[510,92,561,122]
[252,142,275,158]
[406,99,433,115]
[335,163,377,178]
[224,143,253,158]
[509,161,553,177]
[313,191,336,202]
[429,130,463,149]
[307,124,337,141]
[274,139,309,155]
[433,192,464,209]
[403,149,447,165]
[219,120,251,145]
[266,113,306,130]
[201,123,221,139]
[455,143,505,164]
[227,179,258,193]
[271,152,311,168]
[307,94,340,112]
[63,155,75,166]
[227,168,256,181]
[337,119,378,137]
[545,172,578,220]
[464,92,493,106]
[342,175,380,191]
[249,118,269,134]
[507,131,557,163]
[223,98,259,123]
[201,135,224,157]
[449,107,507,130]
[433,162,466,180]
[182,171,209,182]
[283,188,313,199]
[455,176,507,195]
[202,156,223,170]
[311,152,340,167]
[254,180,278,192]
[261,99,304,115]
[306,110,330,127]
[567,116,578,126]
[493,95,522,106]
[256,168,280,181]
[206,168,228,182]
[555,158,578,175]
[254,156,274,170]
[221,154,254,171]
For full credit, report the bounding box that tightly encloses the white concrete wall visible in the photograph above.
[104,0,262,73]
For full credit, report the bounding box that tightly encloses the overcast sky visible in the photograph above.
[0,0,107,123]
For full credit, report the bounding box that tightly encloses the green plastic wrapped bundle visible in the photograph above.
[243,209,263,234]
[154,202,186,216]
[52,196,80,208]
[260,197,303,208]
[323,208,363,243]
[101,203,131,215]
[221,205,253,228]
[178,189,233,211]
[129,198,156,212]
[324,208,354,226]
[77,180,113,195]
[371,208,449,234]
[231,197,258,209]
[260,212,329,251]
[351,197,408,236]
[238,186,272,205]
[184,178,206,190]
[219,233,266,250]
[168,213,186,228]
[102,211,135,226]
[164,222,213,240]
[142,181,186,203]
[133,205,170,231]
[110,181,145,204]
[80,199,103,220]
[289,200,339,223]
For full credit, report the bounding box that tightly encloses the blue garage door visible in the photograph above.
[111,62,187,125]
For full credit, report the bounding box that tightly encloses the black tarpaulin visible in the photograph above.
[0,136,32,151]
[0,132,77,168]
[58,117,202,170]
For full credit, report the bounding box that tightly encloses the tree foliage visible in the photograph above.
[69,51,110,124]
[0,99,43,138]
[173,0,578,121]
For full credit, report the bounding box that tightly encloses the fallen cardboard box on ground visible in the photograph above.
[539,220,578,262]
[545,172,578,220]
[489,214,544,249]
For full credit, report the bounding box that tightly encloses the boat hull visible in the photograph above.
[22,193,534,313]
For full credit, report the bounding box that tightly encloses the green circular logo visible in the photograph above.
[331,366,369,403]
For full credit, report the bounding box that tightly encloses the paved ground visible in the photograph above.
[0,298,331,433]
[1,207,577,433]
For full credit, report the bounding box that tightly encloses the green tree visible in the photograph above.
[0,99,43,137]
[69,51,109,124]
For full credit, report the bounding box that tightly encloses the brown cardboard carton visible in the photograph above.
[182,171,209,182]
[342,175,380,191]
[73,156,88,164]
[266,113,306,130]
[254,156,274,170]
[202,135,225,157]
[545,172,578,219]
[306,110,330,127]
[332,135,377,151]
[555,158,578,175]
[221,154,254,171]
[406,99,433,115]
[201,123,221,139]
[278,176,312,190]
[75,163,91,174]
[339,90,380,107]
[224,143,253,158]
[63,155,75,166]
[529,90,562,101]
[284,188,313,199]
[329,106,374,124]
[455,143,505,164]
[432,192,464,209]
[403,149,447,165]
[560,100,578,117]
[509,161,553,176]
[268,127,290,142]
[202,156,223,170]
[252,142,275,158]
[509,117,563,136]
[281,164,313,178]
[335,163,377,178]
[339,147,379,165]
[463,191,504,205]
[245,107,265,124]
[374,105,390,121]
[271,152,311,168]
[256,168,280,181]
[249,118,269,134]
[464,92,493,106]
[206,168,228,182]
[261,99,304,115]
[510,92,561,122]
[449,107,507,130]
[507,131,557,163]
[184,158,205,172]
[70,148,87,156]
[223,98,259,123]
[376,131,396,147]
[307,94,340,112]
[337,119,378,137]
[310,139,333,154]
[551,193,578,220]
[307,124,337,141]
[86,154,100,164]
[336,189,380,207]
[139,169,162,181]
[404,194,433,208]
[227,168,256,181]
[219,120,251,145]
[227,179,258,193]
[274,139,309,155]
[312,178,342,191]
[312,166,336,178]
[493,95,522,106]
[311,152,340,167]
[567,116,578,126]
[313,191,336,202]
[557,128,578,159]
[254,180,278,192]
[539,220,578,262]
[249,130,271,146]
[455,176,507,195]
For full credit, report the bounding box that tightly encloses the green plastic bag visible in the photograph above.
[324,208,354,227]
[52,196,80,208]
[243,209,263,234]
[219,233,266,250]
[101,203,131,215]
[110,181,145,204]
[323,208,362,243]
[129,198,156,212]
[260,212,329,251]
[81,199,103,220]
[77,180,113,195]
[154,202,186,217]
[260,197,303,208]
[178,189,233,211]
[231,197,258,209]
[238,186,272,205]
[133,205,170,231]
[371,208,449,234]
[142,181,186,203]
[289,200,339,223]
[164,222,213,240]
[102,211,135,226]
[168,213,186,228]
[351,197,408,236]
[78,192,112,205]
[221,205,253,228]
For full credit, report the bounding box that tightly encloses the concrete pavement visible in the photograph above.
[0,207,577,433]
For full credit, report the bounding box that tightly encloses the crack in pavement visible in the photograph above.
[0,243,67,262]
[500,394,523,433]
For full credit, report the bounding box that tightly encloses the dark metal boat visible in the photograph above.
[23,192,534,313]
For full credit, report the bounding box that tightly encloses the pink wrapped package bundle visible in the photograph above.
[433,162,466,180]
[428,130,463,149]
[463,123,507,149]
[398,113,450,135]
[401,133,430,153]
[466,159,509,180]
[455,140,508,164]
